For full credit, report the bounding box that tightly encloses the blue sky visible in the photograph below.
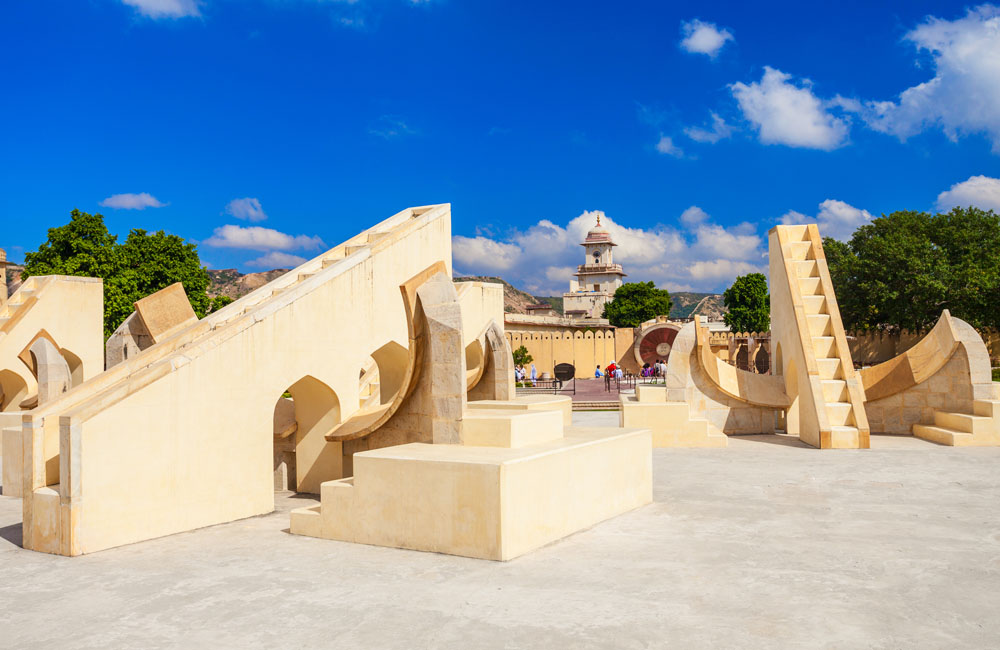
[2,1,999,294]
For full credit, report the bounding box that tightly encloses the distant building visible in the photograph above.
[525,303,558,317]
[563,215,627,319]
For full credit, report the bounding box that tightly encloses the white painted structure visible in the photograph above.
[563,215,626,319]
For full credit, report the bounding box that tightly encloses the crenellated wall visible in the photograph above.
[504,328,636,379]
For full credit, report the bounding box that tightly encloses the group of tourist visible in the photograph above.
[641,359,668,380]
[514,363,537,385]
[594,361,624,380]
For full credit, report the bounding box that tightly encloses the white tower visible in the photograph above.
[563,215,627,319]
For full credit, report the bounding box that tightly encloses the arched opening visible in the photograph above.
[61,348,84,387]
[358,356,380,410]
[288,375,341,494]
[465,338,485,391]
[370,340,408,406]
[0,370,29,412]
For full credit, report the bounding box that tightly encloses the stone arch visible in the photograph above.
[0,370,29,412]
[468,320,515,401]
[61,348,85,387]
[281,375,342,494]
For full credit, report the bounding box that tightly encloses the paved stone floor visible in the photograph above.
[3,412,1000,649]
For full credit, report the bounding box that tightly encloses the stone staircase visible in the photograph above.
[772,224,870,449]
[913,399,1000,446]
[0,276,43,336]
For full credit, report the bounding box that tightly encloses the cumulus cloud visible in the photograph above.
[120,0,200,19]
[679,19,734,58]
[858,6,1000,152]
[779,199,873,241]
[680,206,709,226]
[655,135,683,157]
[246,251,308,269]
[684,112,735,143]
[452,236,522,273]
[730,67,849,150]
[452,208,767,295]
[936,175,1000,212]
[99,192,166,210]
[204,225,324,251]
[225,197,268,222]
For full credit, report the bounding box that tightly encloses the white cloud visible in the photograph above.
[684,112,735,143]
[936,175,1000,212]
[451,207,767,295]
[730,67,849,150]
[779,199,873,241]
[655,135,683,157]
[679,19,734,58]
[99,192,166,210]
[120,0,200,19]
[859,6,1000,152]
[225,197,268,222]
[452,236,522,273]
[680,206,709,226]
[204,225,324,251]
[246,251,308,269]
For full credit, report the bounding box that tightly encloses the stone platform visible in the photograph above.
[291,418,652,560]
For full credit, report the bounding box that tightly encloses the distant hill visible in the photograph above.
[5,263,24,297]
[453,275,563,314]
[670,292,726,320]
[206,268,290,299]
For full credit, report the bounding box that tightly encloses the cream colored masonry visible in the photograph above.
[15,204,507,556]
[1,275,104,497]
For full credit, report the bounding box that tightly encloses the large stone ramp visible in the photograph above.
[17,204,502,556]
[769,225,870,449]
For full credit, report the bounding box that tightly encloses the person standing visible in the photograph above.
[530,363,537,386]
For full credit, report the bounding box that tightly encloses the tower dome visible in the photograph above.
[582,214,615,246]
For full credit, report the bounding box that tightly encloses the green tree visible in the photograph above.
[209,295,234,313]
[22,209,212,338]
[823,208,1000,331]
[512,345,533,366]
[602,282,672,328]
[722,273,770,332]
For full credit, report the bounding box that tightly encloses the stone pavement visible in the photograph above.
[2,412,1000,649]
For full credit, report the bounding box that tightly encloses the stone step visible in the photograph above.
[973,400,1000,418]
[802,294,827,315]
[812,336,836,358]
[571,401,621,411]
[794,260,819,278]
[913,424,974,446]
[798,277,823,296]
[821,379,848,403]
[825,402,854,427]
[934,411,994,435]
[829,426,860,448]
[807,313,832,337]
[817,358,842,380]
[788,241,813,261]
[462,409,564,448]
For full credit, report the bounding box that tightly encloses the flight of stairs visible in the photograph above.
[783,226,867,448]
[0,277,40,334]
[913,399,1000,446]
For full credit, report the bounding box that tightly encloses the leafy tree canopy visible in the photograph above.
[22,209,212,338]
[602,281,672,328]
[824,207,1000,331]
[722,273,770,332]
[512,345,533,366]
